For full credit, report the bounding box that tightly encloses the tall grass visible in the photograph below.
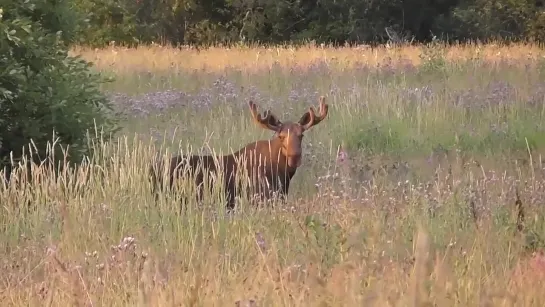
[2,43,545,306]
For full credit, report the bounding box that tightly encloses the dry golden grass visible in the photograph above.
[71,42,545,74]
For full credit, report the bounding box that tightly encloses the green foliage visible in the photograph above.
[343,121,415,155]
[303,214,347,268]
[72,0,146,46]
[68,0,545,47]
[435,0,542,42]
[419,42,448,74]
[0,0,119,175]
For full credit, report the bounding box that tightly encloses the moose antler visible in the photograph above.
[248,100,281,132]
[313,96,329,125]
[301,96,329,130]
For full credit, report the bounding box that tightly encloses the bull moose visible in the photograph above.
[150,96,329,210]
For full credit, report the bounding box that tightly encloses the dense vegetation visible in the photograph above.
[70,0,545,47]
[0,0,118,178]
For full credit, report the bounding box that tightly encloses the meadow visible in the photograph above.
[2,42,545,306]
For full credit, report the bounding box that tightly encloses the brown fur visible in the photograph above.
[150,97,329,210]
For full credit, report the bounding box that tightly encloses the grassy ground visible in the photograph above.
[2,43,545,306]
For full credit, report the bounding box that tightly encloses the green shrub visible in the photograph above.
[0,0,119,181]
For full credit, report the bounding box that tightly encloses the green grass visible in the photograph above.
[2,44,545,306]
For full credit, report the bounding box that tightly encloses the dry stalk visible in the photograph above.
[138,253,153,307]
[515,187,525,233]
[408,224,432,307]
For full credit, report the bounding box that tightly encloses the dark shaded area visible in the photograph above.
[70,0,545,47]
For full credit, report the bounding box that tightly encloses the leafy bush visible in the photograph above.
[0,0,119,180]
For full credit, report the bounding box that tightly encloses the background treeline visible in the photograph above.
[71,0,545,47]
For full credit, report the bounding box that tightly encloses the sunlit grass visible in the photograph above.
[2,42,545,306]
[72,42,545,74]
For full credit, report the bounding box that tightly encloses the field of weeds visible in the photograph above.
[2,43,545,306]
